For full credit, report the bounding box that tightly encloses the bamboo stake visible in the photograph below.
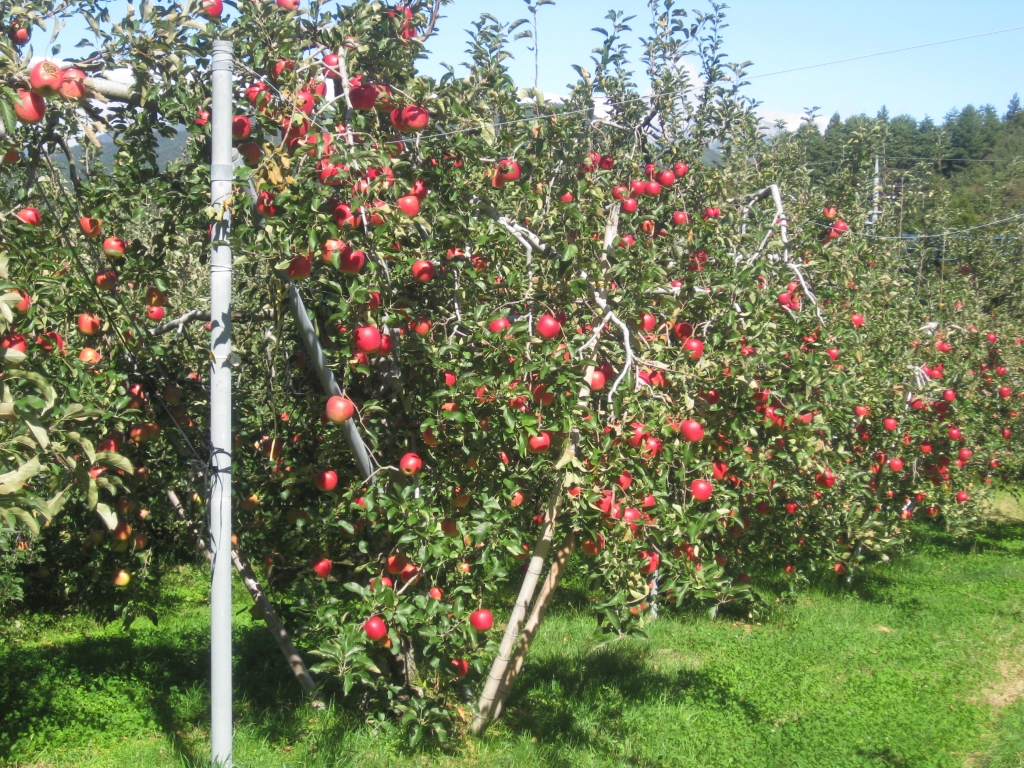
[469,482,563,735]
[472,205,622,735]
[491,529,577,720]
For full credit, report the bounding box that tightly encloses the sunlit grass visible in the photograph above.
[3,511,1024,767]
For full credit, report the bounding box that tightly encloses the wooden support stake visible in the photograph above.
[492,529,577,720]
[470,483,563,735]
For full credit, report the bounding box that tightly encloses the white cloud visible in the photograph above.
[758,109,829,132]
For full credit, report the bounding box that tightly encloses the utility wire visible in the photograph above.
[237,24,1024,148]
[801,155,1022,167]
[748,25,1024,79]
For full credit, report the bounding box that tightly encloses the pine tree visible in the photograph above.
[1006,93,1023,125]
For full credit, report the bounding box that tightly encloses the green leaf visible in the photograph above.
[23,413,49,449]
[95,502,117,530]
[87,476,98,511]
[0,456,40,495]
[95,451,134,474]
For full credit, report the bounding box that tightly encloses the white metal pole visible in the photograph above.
[870,154,881,226]
[209,39,234,768]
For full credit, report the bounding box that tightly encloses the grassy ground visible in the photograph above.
[3,495,1024,767]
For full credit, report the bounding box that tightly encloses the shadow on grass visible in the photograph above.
[500,641,763,758]
[0,618,312,764]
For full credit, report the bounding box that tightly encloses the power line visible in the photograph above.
[802,155,1022,168]
[238,24,1024,149]
[232,23,1024,151]
[749,24,1024,80]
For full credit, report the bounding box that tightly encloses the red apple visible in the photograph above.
[397,195,420,217]
[350,84,377,110]
[639,550,660,574]
[312,558,332,578]
[103,237,126,259]
[285,253,312,280]
[496,159,520,181]
[15,207,41,226]
[337,248,366,275]
[29,61,62,97]
[315,470,338,492]
[682,338,704,360]
[75,222,104,246]
[411,259,434,282]
[528,432,551,453]
[95,269,116,291]
[690,479,713,502]
[354,326,381,353]
[488,317,511,333]
[680,419,704,442]
[231,115,251,139]
[326,396,355,423]
[469,609,493,631]
[146,306,165,322]
[255,191,278,217]
[536,313,561,339]
[10,291,30,314]
[14,91,45,123]
[400,452,422,476]
[672,210,689,225]
[850,313,864,328]
[364,616,388,640]
[2,333,27,353]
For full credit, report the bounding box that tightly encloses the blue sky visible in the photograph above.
[418,0,1024,127]
[51,0,1024,127]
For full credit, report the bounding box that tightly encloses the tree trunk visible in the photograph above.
[166,490,320,702]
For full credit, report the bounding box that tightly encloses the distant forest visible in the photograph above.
[781,94,1024,225]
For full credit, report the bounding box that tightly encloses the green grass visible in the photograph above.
[4,512,1024,767]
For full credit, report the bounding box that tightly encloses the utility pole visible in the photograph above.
[208,39,234,768]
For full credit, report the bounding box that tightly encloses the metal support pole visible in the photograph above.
[209,39,234,768]
[870,155,881,226]
[283,281,375,480]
